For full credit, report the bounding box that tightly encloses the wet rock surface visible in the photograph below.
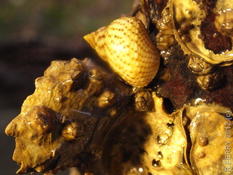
[4,0,233,175]
[5,58,131,174]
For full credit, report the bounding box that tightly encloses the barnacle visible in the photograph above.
[196,70,224,90]
[134,90,153,112]
[156,4,175,51]
[214,0,233,37]
[188,55,214,75]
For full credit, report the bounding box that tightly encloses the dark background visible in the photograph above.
[0,0,133,174]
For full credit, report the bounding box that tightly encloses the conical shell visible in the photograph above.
[84,16,160,87]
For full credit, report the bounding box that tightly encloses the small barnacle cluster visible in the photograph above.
[5,58,131,174]
[100,94,233,175]
[155,0,233,90]
[5,0,233,175]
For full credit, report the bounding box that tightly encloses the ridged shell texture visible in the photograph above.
[84,16,160,87]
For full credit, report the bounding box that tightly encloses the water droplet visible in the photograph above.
[167,121,174,127]
[127,167,145,175]
[185,9,191,15]
[157,151,163,159]
[55,96,62,102]
[51,149,56,157]
[157,134,169,145]
[138,167,144,173]
[152,159,160,167]
[165,128,173,137]
[213,33,218,38]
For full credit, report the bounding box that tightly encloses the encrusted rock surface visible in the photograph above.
[5,58,131,174]
[5,57,233,175]
[5,0,233,175]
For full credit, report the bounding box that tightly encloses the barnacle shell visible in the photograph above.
[170,0,233,66]
[96,90,115,108]
[188,55,213,75]
[84,16,160,88]
[62,121,79,141]
[156,5,175,51]
[134,90,153,112]
[196,71,224,90]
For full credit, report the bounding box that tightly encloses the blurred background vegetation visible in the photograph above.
[0,0,133,42]
[0,0,133,174]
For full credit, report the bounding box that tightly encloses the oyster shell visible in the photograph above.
[102,93,192,175]
[138,94,192,175]
[170,0,233,66]
[186,103,233,175]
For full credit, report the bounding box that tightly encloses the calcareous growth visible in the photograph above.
[5,0,233,175]
[170,0,233,66]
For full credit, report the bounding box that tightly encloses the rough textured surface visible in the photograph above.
[5,58,131,174]
[102,93,192,175]
[153,0,233,110]
[5,0,233,175]
[157,50,233,110]
[187,103,233,175]
[5,56,233,175]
